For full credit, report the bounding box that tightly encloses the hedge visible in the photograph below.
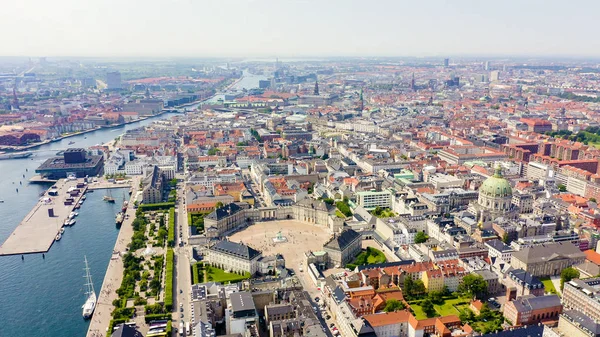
[166,321,172,335]
[144,313,173,323]
[139,202,175,211]
[192,263,200,284]
[108,319,128,333]
[167,208,175,247]
[165,248,174,311]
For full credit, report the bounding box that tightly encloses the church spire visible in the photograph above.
[313,79,319,96]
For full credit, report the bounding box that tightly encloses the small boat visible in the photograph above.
[81,195,87,200]
[74,204,80,209]
[55,233,62,241]
[0,200,4,203]
[103,189,115,203]
[59,228,65,234]
[78,200,84,205]
[69,219,76,226]
[64,219,70,226]
[68,141,75,145]
[82,256,97,319]
[115,212,124,225]
[122,200,128,212]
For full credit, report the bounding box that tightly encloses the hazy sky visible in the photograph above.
[2,0,599,58]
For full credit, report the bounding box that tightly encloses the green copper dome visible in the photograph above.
[479,166,512,197]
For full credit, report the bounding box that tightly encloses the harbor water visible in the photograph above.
[0,116,170,336]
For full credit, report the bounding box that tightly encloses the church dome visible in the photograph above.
[479,166,512,198]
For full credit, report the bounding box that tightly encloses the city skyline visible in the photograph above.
[2,0,600,58]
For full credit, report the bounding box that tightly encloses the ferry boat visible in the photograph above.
[0,151,33,160]
[82,256,97,319]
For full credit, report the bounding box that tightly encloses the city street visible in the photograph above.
[172,180,193,336]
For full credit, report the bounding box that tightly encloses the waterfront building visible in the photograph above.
[36,148,104,179]
[141,166,164,204]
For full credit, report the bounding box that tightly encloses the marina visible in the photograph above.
[0,178,88,256]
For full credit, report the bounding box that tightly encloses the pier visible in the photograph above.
[0,179,87,256]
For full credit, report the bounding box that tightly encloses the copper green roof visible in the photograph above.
[479,166,512,198]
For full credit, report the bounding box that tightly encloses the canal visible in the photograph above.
[0,114,172,337]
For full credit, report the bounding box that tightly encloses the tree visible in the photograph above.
[414,231,429,244]
[207,147,219,155]
[502,233,511,245]
[428,291,444,304]
[421,298,435,317]
[557,184,567,192]
[169,178,178,188]
[412,280,426,296]
[590,197,597,203]
[560,267,580,290]
[383,299,406,312]
[458,274,488,299]
[404,277,414,297]
[321,153,329,160]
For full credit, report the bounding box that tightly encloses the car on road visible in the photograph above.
[180,313,184,318]
[326,315,331,320]
[329,323,335,328]
[180,307,184,312]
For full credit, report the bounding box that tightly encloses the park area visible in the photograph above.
[193,262,250,284]
[409,297,470,319]
[346,247,387,269]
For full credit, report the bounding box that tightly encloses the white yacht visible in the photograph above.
[82,256,97,319]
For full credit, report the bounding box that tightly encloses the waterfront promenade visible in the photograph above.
[0,179,87,256]
[86,177,140,337]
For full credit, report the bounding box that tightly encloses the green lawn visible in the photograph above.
[409,297,470,319]
[346,247,387,269]
[540,277,558,295]
[206,266,251,284]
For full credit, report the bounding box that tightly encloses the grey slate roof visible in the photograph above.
[211,240,261,260]
[205,202,245,220]
[511,294,561,312]
[110,324,143,337]
[511,242,585,264]
[508,269,544,289]
[480,325,543,337]
[562,310,600,335]
[324,229,360,251]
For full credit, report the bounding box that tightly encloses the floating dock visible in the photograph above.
[0,179,88,256]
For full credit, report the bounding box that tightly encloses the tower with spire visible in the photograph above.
[11,79,19,110]
[411,73,415,90]
[313,79,319,96]
[358,88,364,111]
